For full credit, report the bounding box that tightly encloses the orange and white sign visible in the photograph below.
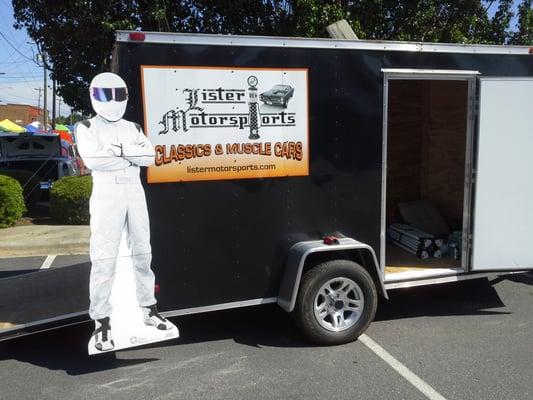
[141,66,309,183]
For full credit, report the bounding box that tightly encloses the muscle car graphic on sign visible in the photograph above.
[260,84,294,108]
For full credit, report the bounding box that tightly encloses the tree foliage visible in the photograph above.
[12,0,533,114]
[511,0,533,43]
[50,174,92,224]
[55,112,85,125]
[0,174,26,228]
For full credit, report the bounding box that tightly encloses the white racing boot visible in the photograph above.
[142,304,173,330]
[92,317,115,352]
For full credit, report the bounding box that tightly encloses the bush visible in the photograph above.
[0,169,41,203]
[0,175,26,228]
[50,175,92,224]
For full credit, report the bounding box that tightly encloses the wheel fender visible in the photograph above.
[277,238,387,312]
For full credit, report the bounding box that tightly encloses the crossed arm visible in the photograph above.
[75,123,155,171]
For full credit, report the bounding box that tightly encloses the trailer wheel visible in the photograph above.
[293,259,377,345]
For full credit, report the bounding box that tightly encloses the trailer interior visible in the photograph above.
[385,79,470,279]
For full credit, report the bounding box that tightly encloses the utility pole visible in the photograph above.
[58,98,62,120]
[43,58,47,130]
[52,79,56,130]
[37,52,48,130]
[35,87,43,125]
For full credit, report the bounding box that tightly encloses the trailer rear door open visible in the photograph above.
[471,78,533,271]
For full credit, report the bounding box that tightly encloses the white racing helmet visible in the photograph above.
[89,72,128,122]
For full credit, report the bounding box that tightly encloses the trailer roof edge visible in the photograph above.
[116,31,532,55]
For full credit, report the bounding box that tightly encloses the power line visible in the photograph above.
[0,43,23,64]
[0,77,41,82]
[0,14,43,94]
[0,31,38,64]
[0,59,33,65]
[0,71,41,77]
[0,61,37,74]
[18,47,47,94]
[0,90,37,102]
[0,74,41,78]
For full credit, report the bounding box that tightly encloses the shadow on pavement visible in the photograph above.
[0,263,90,327]
[0,269,41,279]
[167,304,308,349]
[490,271,533,287]
[0,323,158,376]
[0,305,307,376]
[102,277,514,351]
[375,277,508,321]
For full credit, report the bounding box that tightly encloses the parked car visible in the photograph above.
[0,133,82,200]
[260,84,294,108]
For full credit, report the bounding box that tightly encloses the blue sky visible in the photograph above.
[0,1,523,113]
[0,0,68,114]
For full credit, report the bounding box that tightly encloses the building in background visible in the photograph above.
[0,104,42,126]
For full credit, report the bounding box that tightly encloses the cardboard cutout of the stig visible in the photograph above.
[76,72,178,354]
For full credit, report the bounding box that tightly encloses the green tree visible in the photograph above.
[55,112,85,125]
[486,0,514,44]
[511,0,533,44]
[12,1,526,115]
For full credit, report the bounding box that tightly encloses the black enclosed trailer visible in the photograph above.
[1,31,532,344]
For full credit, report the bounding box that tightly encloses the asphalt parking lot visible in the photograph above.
[1,272,532,400]
[0,254,90,278]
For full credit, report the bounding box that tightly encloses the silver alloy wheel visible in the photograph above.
[313,277,364,332]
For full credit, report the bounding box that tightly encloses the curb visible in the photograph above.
[0,244,89,258]
[0,225,90,258]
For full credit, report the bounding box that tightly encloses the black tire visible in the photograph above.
[293,259,377,345]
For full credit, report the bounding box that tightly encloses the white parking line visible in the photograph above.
[359,334,447,400]
[40,255,57,270]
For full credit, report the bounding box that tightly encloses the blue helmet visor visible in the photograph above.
[92,87,128,102]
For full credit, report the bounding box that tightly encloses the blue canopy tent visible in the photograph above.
[24,124,40,133]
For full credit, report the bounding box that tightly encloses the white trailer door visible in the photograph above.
[471,78,533,271]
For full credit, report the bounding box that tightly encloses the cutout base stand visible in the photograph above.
[88,230,179,355]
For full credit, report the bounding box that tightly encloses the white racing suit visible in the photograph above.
[76,115,156,320]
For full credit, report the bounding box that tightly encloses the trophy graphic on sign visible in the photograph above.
[247,75,260,140]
